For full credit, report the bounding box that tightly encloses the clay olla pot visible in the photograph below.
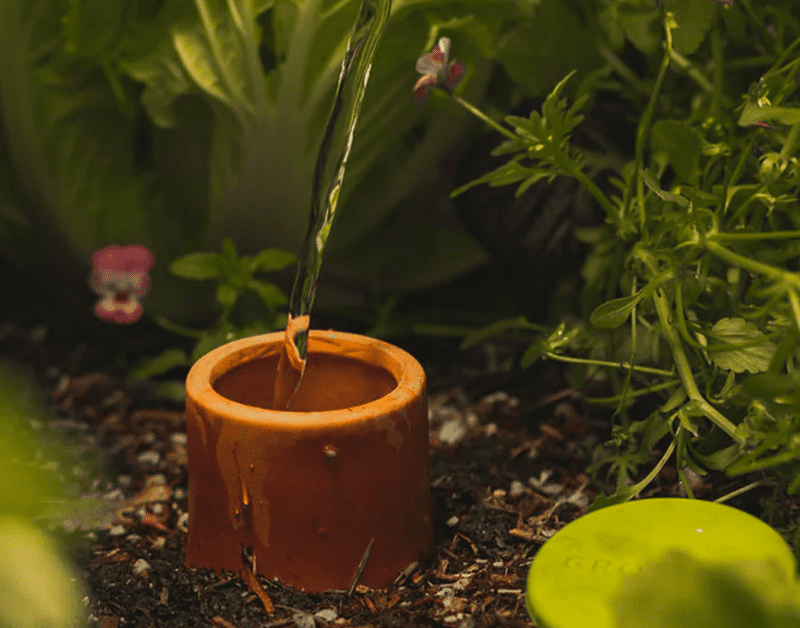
[184,330,434,592]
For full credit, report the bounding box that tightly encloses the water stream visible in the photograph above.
[272,0,392,410]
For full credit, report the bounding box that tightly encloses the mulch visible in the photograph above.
[0,312,789,628]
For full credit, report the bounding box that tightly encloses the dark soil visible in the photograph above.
[1,288,793,628]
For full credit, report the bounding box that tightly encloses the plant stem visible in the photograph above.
[627,429,680,499]
[558,152,618,216]
[714,479,773,504]
[711,230,800,242]
[702,238,800,291]
[453,94,617,216]
[669,49,714,94]
[788,289,800,334]
[585,378,681,405]
[652,289,745,443]
[452,94,518,143]
[623,12,674,237]
[543,352,675,378]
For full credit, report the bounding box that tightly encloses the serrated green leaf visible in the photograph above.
[707,318,777,374]
[451,160,532,197]
[170,252,226,279]
[483,161,535,188]
[641,169,691,206]
[590,293,644,328]
[516,171,554,197]
[251,248,296,272]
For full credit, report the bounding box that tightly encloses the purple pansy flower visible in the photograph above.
[89,245,154,324]
[413,37,465,107]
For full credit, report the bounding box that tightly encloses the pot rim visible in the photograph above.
[186,330,425,431]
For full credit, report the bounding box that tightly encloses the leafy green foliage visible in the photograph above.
[706,318,776,374]
[131,238,295,382]
[0,0,535,323]
[452,72,589,198]
[451,0,800,528]
[0,361,89,627]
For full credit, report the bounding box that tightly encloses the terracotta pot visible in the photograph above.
[184,330,433,591]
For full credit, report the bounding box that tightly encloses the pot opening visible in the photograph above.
[212,351,398,412]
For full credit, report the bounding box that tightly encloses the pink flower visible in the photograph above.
[89,245,154,324]
[413,37,465,107]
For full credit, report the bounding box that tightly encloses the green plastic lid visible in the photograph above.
[526,498,797,628]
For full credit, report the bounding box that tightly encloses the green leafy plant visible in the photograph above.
[0,0,540,323]
[420,0,800,530]
[0,361,86,628]
[131,238,295,384]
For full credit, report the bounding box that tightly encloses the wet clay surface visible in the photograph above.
[215,352,397,412]
[1,312,794,628]
[184,332,432,591]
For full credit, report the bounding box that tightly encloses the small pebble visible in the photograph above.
[170,432,187,446]
[439,419,467,445]
[458,616,476,628]
[136,450,161,466]
[103,488,124,501]
[481,391,509,405]
[108,525,126,536]
[314,609,337,622]
[291,611,315,628]
[132,558,151,576]
[146,474,168,487]
[446,516,459,527]
[509,480,525,498]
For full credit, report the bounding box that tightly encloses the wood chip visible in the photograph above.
[240,564,274,614]
[348,537,374,595]
[508,527,537,542]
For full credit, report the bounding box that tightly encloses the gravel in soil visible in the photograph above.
[1,316,794,628]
